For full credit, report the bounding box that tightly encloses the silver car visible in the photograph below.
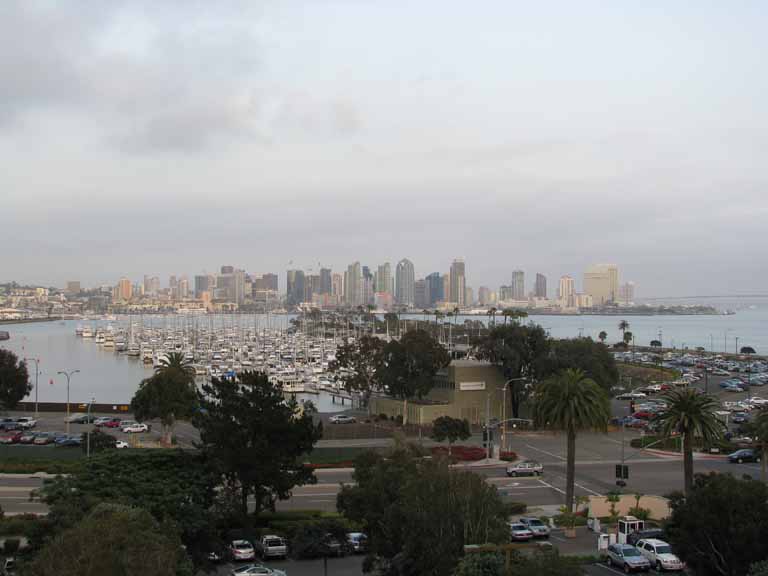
[506,460,543,477]
[519,516,550,538]
[508,522,533,541]
[606,544,651,572]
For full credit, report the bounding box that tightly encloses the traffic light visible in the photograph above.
[615,464,629,480]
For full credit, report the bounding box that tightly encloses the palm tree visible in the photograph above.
[598,331,608,344]
[618,320,630,341]
[533,368,610,512]
[155,352,194,377]
[656,388,724,495]
[453,306,460,326]
[749,410,768,482]
[488,307,497,326]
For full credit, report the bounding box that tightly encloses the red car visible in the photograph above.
[0,430,23,444]
[632,411,654,420]
[102,418,123,428]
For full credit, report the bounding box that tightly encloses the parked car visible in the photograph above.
[255,535,287,559]
[606,543,651,572]
[15,417,37,429]
[729,448,761,464]
[347,532,368,553]
[19,431,40,444]
[229,540,256,562]
[0,430,23,444]
[0,419,20,431]
[230,564,286,576]
[93,417,113,427]
[508,522,533,541]
[732,412,750,424]
[68,413,98,424]
[506,460,543,477]
[33,432,56,445]
[102,418,123,429]
[518,517,550,538]
[122,422,149,433]
[322,533,347,557]
[627,528,665,547]
[55,434,82,447]
[115,440,129,449]
[616,392,646,400]
[635,539,685,571]
[328,414,356,424]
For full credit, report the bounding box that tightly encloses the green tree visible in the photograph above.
[743,409,768,482]
[618,320,630,340]
[749,560,768,576]
[431,416,471,455]
[598,330,607,344]
[507,549,585,576]
[338,444,508,576]
[487,307,497,326]
[473,324,550,418]
[545,337,618,392]
[623,330,633,346]
[130,352,197,446]
[194,371,323,517]
[380,330,450,425]
[0,349,31,410]
[25,503,192,576]
[329,335,385,409]
[666,473,768,576]
[533,369,610,512]
[655,388,724,495]
[81,429,116,454]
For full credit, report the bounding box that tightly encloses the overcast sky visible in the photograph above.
[2,1,766,297]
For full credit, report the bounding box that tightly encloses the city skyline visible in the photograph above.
[3,2,767,297]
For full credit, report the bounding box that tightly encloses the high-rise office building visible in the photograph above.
[499,285,512,301]
[332,273,344,298]
[425,272,443,307]
[449,259,466,306]
[178,277,189,299]
[535,273,547,299]
[478,286,490,305]
[220,265,234,275]
[414,279,428,309]
[194,275,210,298]
[442,274,450,304]
[362,266,374,305]
[263,273,278,292]
[465,287,474,307]
[319,268,332,294]
[376,263,393,295]
[583,264,619,306]
[345,262,361,306]
[233,270,246,304]
[558,275,575,307]
[511,270,525,300]
[395,259,415,307]
[66,281,81,294]
[619,282,635,305]
[117,277,132,301]
[286,270,306,306]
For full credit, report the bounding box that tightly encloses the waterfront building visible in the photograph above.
[117,277,132,301]
[583,264,619,306]
[511,270,525,300]
[576,293,594,308]
[345,262,362,306]
[194,275,210,298]
[619,282,636,305]
[395,259,415,307]
[449,259,466,306]
[499,285,513,301]
[375,291,394,310]
[465,286,474,307]
[262,273,278,292]
[558,275,575,308]
[425,272,443,307]
[535,273,547,299]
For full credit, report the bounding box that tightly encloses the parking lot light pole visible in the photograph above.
[57,369,80,434]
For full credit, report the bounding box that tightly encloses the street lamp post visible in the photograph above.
[87,396,95,457]
[57,369,80,434]
[24,357,40,416]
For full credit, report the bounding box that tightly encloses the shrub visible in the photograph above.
[430,445,486,462]
[504,502,527,516]
[2,537,20,555]
[499,451,517,462]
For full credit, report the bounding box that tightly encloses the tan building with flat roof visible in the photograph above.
[370,359,507,425]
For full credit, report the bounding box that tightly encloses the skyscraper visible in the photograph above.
[286,270,305,306]
[535,273,547,299]
[117,277,132,301]
[465,286,474,306]
[376,263,393,295]
[194,275,210,298]
[332,273,344,299]
[478,286,490,305]
[425,272,443,307]
[319,268,332,294]
[619,282,635,305]
[395,259,415,307]
[511,270,525,300]
[362,266,374,305]
[583,264,619,306]
[414,279,428,309]
[449,259,465,306]
[345,262,361,306]
[233,269,246,304]
[558,275,575,307]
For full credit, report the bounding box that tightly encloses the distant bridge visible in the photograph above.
[641,294,768,301]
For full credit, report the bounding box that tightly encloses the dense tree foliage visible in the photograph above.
[25,503,192,576]
[379,330,450,425]
[533,369,610,512]
[194,371,323,517]
[39,450,218,560]
[329,335,385,408]
[431,416,471,455]
[453,552,505,576]
[545,338,618,392]
[130,352,197,445]
[666,473,768,576]
[338,444,508,576]
[473,324,550,418]
[81,429,116,453]
[656,388,724,495]
[0,349,31,410]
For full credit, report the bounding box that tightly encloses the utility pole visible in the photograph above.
[57,369,80,434]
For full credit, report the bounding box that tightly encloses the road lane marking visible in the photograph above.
[525,444,566,461]
[574,482,603,497]
[537,478,565,495]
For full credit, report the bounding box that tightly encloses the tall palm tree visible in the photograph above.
[656,388,724,495]
[618,320,630,341]
[452,306,460,326]
[488,307,497,326]
[533,368,610,512]
[155,351,194,378]
[598,331,608,344]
